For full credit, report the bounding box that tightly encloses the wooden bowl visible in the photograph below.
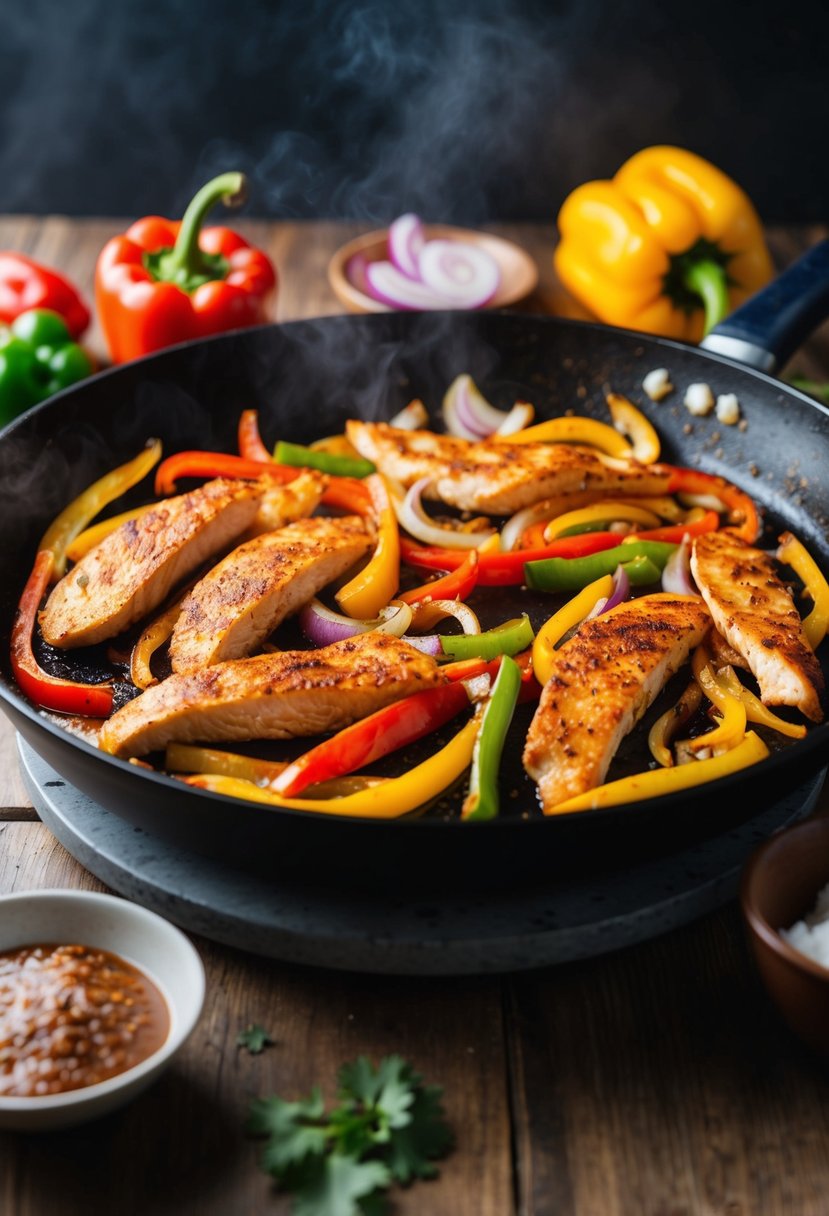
[328,225,539,314]
[740,816,829,1057]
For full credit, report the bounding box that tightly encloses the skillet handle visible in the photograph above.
[700,239,829,374]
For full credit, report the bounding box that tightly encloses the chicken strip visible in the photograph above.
[40,478,263,649]
[346,420,671,515]
[169,515,371,673]
[523,594,710,811]
[99,633,441,758]
[246,470,327,538]
[691,530,824,721]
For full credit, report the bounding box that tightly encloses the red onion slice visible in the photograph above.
[662,537,697,595]
[588,565,632,619]
[443,375,531,441]
[300,598,413,647]
[364,260,457,311]
[387,213,426,280]
[418,240,500,309]
[401,633,442,656]
[388,399,429,430]
[395,477,495,549]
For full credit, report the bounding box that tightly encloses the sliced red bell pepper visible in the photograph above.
[399,549,479,607]
[629,510,719,544]
[320,476,373,515]
[154,450,299,496]
[272,680,471,797]
[237,409,273,462]
[400,532,622,585]
[11,550,113,717]
[519,521,550,549]
[443,649,541,702]
[663,465,760,543]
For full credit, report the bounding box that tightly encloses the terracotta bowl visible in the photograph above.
[328,224,539,314]
[740,816,829,1057]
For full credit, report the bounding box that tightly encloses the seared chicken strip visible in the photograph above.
[99,633,441,758]
[691,530,824,721]
[41,478,263,649]
[169,515,371,673]
[246,471,326,538]
[524,594,710,811]
[346,421,671,515]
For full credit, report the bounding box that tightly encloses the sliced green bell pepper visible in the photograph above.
[274,439,376,479]
[440,613,534,662]
[0,308,92,426]
[462,656,522,821]
[524,541,677,592]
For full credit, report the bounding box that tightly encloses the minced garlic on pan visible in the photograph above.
[715,393,741,425]
[642,368,673,401]
[684,382,715,416]
[781,881,829,969]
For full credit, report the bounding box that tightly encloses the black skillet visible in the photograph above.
[0,243,828,892]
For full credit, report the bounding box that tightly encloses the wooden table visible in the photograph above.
[1,218,829,1216]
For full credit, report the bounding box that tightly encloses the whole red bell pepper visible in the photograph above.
[96,173,277,363]
[0,253,90,339]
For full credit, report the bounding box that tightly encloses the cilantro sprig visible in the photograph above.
[237,1023,274,1055]
[247,1055,453,1215]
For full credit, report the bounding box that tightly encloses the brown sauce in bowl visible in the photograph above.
[0,943,170,1097]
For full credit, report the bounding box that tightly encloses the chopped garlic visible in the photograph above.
[684,382,714,417]
[642,367,673,402]
[715,392,741,425]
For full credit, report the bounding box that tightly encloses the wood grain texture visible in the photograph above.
[0,823,514,1216]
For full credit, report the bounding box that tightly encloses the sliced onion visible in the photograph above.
[677,491,727,513]
[662,537,697,595]
[387,213,426,280]
[588,566,632,619]
[500,501,555,552]
[401,633,442,656]
[443,375,533,442]
[494,401,535,435]
[461,673,491,702]
[395,477,495,550]
[389,399,429,430]
[417,598,481,635]
[300,598,413,646]
[346,252,371,295]
[364,261,456,311]
[419,240,500,308]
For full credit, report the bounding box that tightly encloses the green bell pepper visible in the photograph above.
[462,655,522,821]
[274,439,376,479]
[524,541,677,592]
[440,613,534,662]
[0,308,92,426]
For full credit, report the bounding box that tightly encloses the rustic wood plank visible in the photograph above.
[507,906,829,1216]
[0,823,514,1216]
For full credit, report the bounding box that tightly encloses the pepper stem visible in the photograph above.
[155,173,247,286]
[682,259,730,336]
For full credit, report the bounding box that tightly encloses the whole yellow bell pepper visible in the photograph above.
[554,146,774,341]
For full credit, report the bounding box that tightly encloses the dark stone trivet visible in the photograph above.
[19,736,825,976]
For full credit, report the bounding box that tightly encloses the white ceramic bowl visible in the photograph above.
[0,889,205,1131]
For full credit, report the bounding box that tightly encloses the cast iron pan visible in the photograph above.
[0,244,828,891]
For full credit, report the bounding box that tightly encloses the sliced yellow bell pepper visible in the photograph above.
[683,645,746,756]
[647,679,703,767]
[130,584,193,689]
[39,438,162,579]
[166,743,384,798]
[532,574,614,686]
[546,731,769,814]
[180,713,480,819]
[492,415,631,456]
[605,392,661,464]
[777,531,829,651]
[544,501,662,541]
[335,473,400,619]
[717,664,806,741]
[554,146,774,341]
[66,503,157,564]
